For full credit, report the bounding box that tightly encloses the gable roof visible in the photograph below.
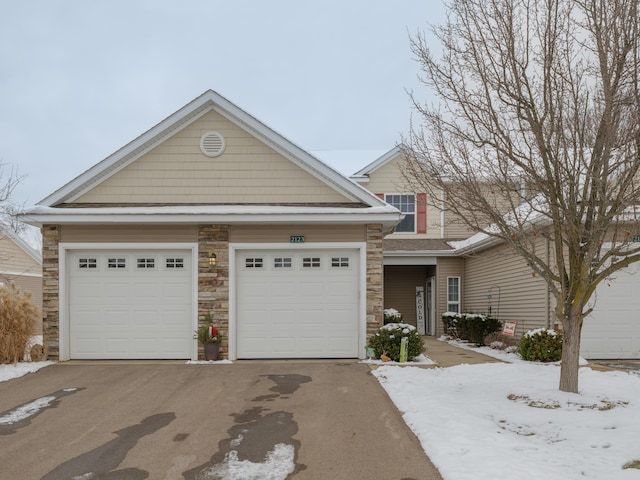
[39,90,389,209]
[23,90,402,229]
[0,225,42,265]
[350,146,402,182]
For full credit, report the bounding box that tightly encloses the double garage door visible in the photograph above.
[68,250,193,359]
[67,247,361,360]
[581,261,640,359]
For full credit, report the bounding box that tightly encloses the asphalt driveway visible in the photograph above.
[0,362,442,480]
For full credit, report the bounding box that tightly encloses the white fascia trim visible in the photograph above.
[57,242,199,361]
[0,270,42,278]
[351,146,402,178]
[21,206,403,229]
[228,242,368,361]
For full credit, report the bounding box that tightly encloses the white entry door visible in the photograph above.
[236,249,360,358]
[68,249,193,359]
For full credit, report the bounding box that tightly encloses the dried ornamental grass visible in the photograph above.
[0,282,40,364]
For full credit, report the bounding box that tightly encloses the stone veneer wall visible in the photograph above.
[41,225,60,360]
[198,225,230,360]
[366,223,384,337]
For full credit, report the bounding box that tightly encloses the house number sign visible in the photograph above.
[290,235,305,243]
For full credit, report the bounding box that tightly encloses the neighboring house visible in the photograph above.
[21,90,402,361]
[0,226,43,334]
[352,147,640,360]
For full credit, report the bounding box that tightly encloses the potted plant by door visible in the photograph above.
[195,323,221,361]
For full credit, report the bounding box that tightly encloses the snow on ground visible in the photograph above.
[442,336,591,365]
[0,361,53,382]
[199,443,295,480]
[362,353,436,366]
[373,362,640,480]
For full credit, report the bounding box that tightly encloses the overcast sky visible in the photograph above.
[1,1,446,210]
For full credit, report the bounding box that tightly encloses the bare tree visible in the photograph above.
[0,162,26,233]
[402,0,640,392]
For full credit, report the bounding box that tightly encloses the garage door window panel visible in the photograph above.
[78,258,98,270]
[245,258,264,269]
[165,257,184,269]
[137,258,156,269]
[274,257,292,268]
[331,257,350,268]
[108,258,127,269]
[303,257,321,268]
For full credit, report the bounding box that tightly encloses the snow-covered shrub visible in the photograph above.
[367,323,425,362]
[443,312,502,345]
[442,312,460,337]
[0,282,40,364]
[484,332,518,350]
[517,328,563,362]
[383,308,403,325]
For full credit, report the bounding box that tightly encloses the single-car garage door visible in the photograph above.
[581,261,640,359]
[68,249,193,359]
[236,249,360,358]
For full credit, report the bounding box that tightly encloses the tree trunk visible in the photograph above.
[559,312,583,393]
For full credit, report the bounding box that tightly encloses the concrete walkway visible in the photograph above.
[421,336,502,367]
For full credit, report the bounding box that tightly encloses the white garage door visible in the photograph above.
[68,249,193,359]
[236,249,360,359]
[582,261,640,359]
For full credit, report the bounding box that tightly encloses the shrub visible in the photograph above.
[442,312,502,345]
[0,282,41,364]
[367,323,425,362]
[517,328,563,362]
[442,312,460,337]
[484,332,518,350]
[383,308,403,325]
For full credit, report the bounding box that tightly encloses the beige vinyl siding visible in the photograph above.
[435,257,464,335]
[364,154,410,193]
[443,213,476,239]
[0,235,40,272]
[75,110,351,205]
[60,225,197,243]
[383,266,431,328]
[230,225,366,243]
[463,240,550,337]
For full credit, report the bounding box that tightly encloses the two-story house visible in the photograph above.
[352,147,640,360]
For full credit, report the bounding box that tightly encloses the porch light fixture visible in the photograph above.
[209,253,217,267]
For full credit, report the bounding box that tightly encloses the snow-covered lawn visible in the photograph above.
[0,361,53,382]
[373,362,640,479]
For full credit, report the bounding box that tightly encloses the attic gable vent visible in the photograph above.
[199,131,226,157]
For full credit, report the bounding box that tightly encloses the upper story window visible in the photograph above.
[386,194,416,233]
